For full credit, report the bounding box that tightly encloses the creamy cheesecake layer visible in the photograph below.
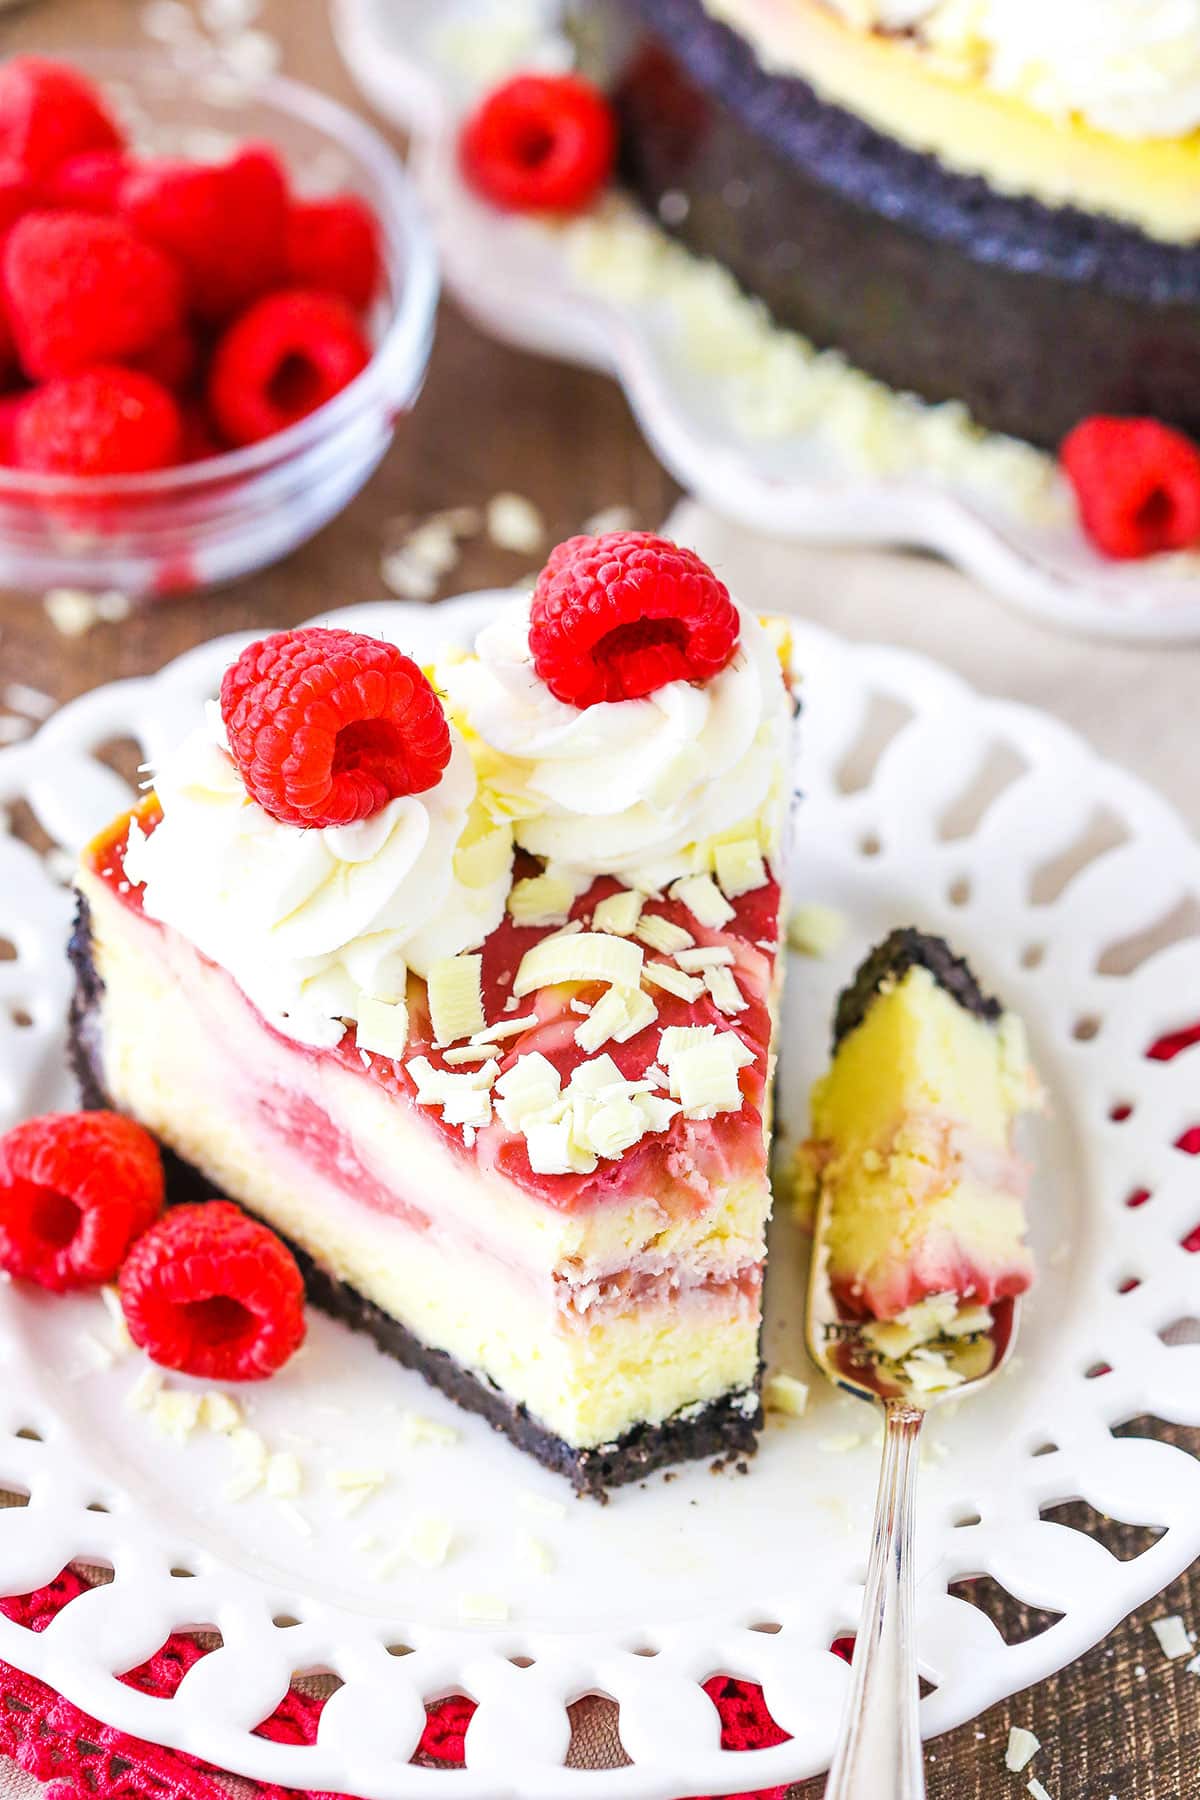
[80,871,765,1445]
[700,0,1200,239]
[800,955,1036,1321]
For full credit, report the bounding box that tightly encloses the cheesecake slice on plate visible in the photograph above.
[797,929,1040,1389]
[70,532,797,1494]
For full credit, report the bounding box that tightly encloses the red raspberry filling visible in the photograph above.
[118,1201,305,1381]
[529,530,741,707]
[459,73,615,214]
[220,625,453,828]
[207,288,371,448]
[1060,415,1200,561]
[0,1110,164,1292]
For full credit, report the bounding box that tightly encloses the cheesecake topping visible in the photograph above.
[441,587,792,893]
[125,698,513,1050]
[714,0,1200,139]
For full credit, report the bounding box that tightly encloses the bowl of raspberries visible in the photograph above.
[0,52,438,597]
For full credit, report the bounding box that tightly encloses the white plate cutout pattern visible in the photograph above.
[333,0,1200,645]
[0,596,1198,1800]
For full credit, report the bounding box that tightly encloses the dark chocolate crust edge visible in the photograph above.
[68,893,762,1500]
[832,927,1001,1050]
[578,0,1200,447]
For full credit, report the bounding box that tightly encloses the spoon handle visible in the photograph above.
[825,1399,926,1800]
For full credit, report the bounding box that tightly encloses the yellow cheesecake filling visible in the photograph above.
[798,961,1037,1320]
[701,0,1200,240]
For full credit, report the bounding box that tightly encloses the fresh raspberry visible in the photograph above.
[0,58,124,182]
[0,159,32,232]
[0,1110,164,1292]
[179,402,221,462]
[117,1201,305,1381]
[132,321,197,392]
[529,530,740,707]
[0,389,29,463]
[220,626,453,826]
[121,142,288,322]
[459,73,615,214]
[285,195,381,312]
[15,367,182,476]
[1060,416,1200,560]
[207,288,370,447]
[4,211,185,379]
[41,148,131,213]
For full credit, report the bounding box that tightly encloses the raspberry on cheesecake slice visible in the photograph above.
[797,930,1039,1391]
[70,532,797,1494]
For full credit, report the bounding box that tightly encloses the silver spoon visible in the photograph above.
[806,1226,1022,1800]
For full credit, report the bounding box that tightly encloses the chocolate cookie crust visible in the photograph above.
[832,927,1001,1049]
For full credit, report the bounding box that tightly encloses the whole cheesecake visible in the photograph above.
[69,538,798,1496]
[577,0,1200,448]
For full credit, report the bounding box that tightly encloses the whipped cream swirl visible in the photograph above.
[715,0,1200,139]
[126,704,512,1049]
[441,597,793,893]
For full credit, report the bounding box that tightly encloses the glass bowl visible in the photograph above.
[0,50,439,599]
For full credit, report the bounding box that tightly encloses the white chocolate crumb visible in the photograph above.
[2,683,55,721]
[408,1513,455,1569]
[1005,1726,1040,1771]
[100,1285,134,1353]
[517,1532,554,1575]
[265,1452,303,1499]
[152,1388,203,1441]
[582,503,637,536]
[229,1426,268,1470]
[44,589,100,637]
[0,716,31,745]
[763,1373,809,1418]
[95,590,131,623]
[487,491,544,555]
[787,903,848,958]
[125,1365,164,1412]
[222,1466,265,1502]
[199,1392,242,1434]
[277,1501,313,1539]
[1151,1615,1194,1660]
[397,1412,459,1449]
[1027,1780,1053,1800]
[518,1489,568,1522]
[458,1590,510,1623]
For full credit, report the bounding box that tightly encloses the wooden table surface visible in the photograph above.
[0,3,1197,1797]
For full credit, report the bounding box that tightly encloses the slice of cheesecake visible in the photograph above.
[70,533,797,1494]
[797,929,1039,1358]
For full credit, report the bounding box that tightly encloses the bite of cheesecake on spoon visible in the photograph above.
[798,929,1042,1800]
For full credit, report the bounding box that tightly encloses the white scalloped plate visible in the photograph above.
[1,595,1199,1800]
[332,0,1200,645]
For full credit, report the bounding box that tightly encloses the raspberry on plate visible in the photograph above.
[118,1201,306,1381]
[220,625,453,827]
[529,530,741,707]
[0,57,124,182]
[121,142,289,323]
[459,73,616,214]
[285,194,382,312]
[15,367,183,477]
[0,1110,164,1292]
[4,210,185,379]
[1060,416,1200,560]
[207,288,370,447]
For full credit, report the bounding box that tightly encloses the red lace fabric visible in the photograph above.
[0,1571,794,1800]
